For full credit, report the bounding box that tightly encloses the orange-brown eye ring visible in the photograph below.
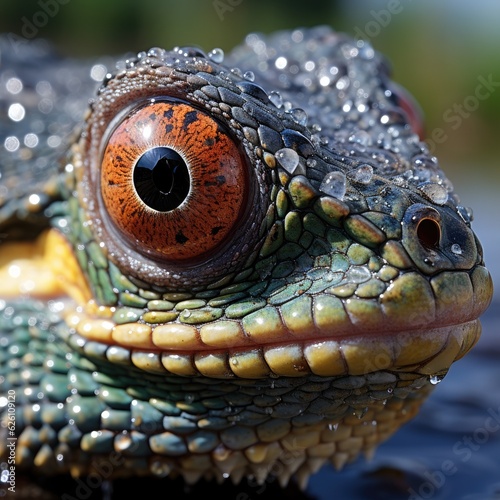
[100,100,248,262]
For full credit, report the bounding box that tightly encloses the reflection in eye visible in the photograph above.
[100,100,248,262]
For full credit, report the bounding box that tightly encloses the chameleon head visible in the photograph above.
[0,28,493,487]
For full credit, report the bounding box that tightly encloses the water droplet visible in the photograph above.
[8,103,25,122]
[412,154,438,171]
[289,108,308,126]
[418,183,449,205]
[265,407,274,415]
[90,64,107,82]
[230,67,243,78]
[6,77,23,95]
[320,171,346,200]
[358,43,375,60]
[243,70,255,82]
[185,393,194,403]
[275,148,299,174]
[269,91,283,108]
[350,164,373,184]
[208,48,224,64]
[430,374,444,385]
[275,56,287,69]
[28,194,41,206]
[380,109,407,126]
[457,205,473,224]
[336,76,350,90]
[451,243,462,255]
[148,47,167,58]
[24,133,39,148]
[4,136,20,152]
[328,423,339,432]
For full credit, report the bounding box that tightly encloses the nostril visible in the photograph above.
[403,203,476,273]
[417,218,441,249]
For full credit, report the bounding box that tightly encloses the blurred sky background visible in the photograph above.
[1,0,499,286]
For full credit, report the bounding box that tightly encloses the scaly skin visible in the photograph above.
[0,27,493,488]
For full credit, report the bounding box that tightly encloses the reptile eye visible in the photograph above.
[101,100,248,262]
[389,83,424,140]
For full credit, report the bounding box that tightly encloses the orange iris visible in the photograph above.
[100,100,248,262]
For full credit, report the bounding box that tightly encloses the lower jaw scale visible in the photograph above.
[3,335,434,489]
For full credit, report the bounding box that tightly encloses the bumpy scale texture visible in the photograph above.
[0,27,493,488]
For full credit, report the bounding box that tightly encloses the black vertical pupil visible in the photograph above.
[133,147,190,211]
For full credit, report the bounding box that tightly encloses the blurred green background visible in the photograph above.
[1,0,499,278]
[1,0,499,178]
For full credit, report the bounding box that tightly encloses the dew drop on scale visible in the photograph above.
[320,171,347,200]
[418,182,449,205]
[289,108,308,126]
[350,164,373,184]
[243,70,255,82]
[429,374,444,385]
[275,148,300,174]
[269,91,283,108]
[208,48,224,64]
